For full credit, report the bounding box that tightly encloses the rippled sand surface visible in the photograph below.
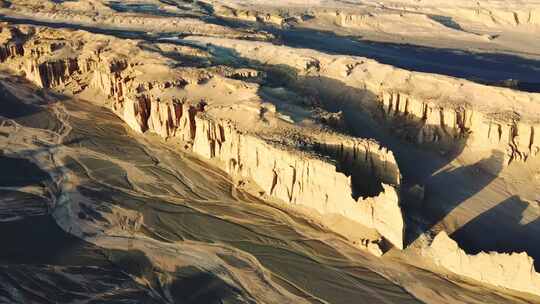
[0,80,421,303]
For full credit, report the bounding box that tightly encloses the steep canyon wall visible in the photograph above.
[0,25,406,249]
[193,37,540,164]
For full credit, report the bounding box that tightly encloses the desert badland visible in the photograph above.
[1,1,540,303]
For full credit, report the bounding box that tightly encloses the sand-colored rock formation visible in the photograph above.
[0,24,405,250]
[212,0,540,58]
[378,91,539,163]
[0,0,271,40]
[188,37,540,164]
[212,4,286,25]
[424,231,540,297]
[191,119,404,248]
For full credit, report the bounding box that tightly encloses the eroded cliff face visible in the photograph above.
[423,231,540,297]
[304,73,538,163]
[213,5,286,25]
[0,24,406,250]
[192,117,403,248]
[190,37,540,165]
[0,0,272,40]
[378,91,539,163]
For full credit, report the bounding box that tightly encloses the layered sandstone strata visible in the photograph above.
[0,24,405,249]
[424,231,540,297]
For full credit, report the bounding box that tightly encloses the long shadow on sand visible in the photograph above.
[414,150,505,237]
[452,195,540,270]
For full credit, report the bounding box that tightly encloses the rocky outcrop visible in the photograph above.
[24,58,80,88]
[214,5,285,25]
[191,37,540,165]
[378,91,540,163]
[294,70,539,164]
[379,91,471,144]
[0,2,272,40]
[423,231,540,297]
[0,24,406,250]
[191,117,403,248]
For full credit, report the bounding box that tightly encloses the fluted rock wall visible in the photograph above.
[191,116,403,248]
[191,37,540,164]
[378,91,539,163]
[304,60,540,164]
[424,231,540,297]
[141,101,404,248]
[0,25,406,250]
[299,73,535,163]
[24,58,80,88]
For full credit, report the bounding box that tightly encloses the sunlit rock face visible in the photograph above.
[0,24,405,250]
[424,231,540,297]
[1,1,540,303]
[187,36,540,166]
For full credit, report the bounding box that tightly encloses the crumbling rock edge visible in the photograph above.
[0,24,406,250]
[189,37,540,165]
[423,231,540,297]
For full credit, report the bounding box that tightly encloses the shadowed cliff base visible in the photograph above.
[0,78,62,130]
[106,249,249,303]
[169,266,245,304]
